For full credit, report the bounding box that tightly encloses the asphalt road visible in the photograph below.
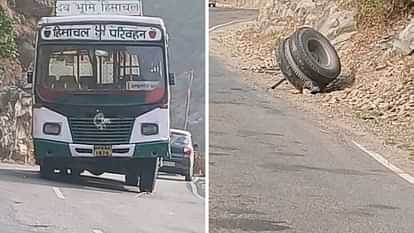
[0,163,204,233]
[146,0,206,152]
[209,7,257,27]
[209,7,414,233]
[0,2,205,233]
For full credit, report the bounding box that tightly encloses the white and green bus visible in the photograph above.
[28,11,174,192]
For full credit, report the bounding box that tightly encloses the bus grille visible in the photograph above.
[69,117,134,145]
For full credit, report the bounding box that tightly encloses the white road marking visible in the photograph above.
[209,19,255,32]
[52,187,65,199]
[353,141,414,184]
[189,177,205,201]
[92,230,104,233]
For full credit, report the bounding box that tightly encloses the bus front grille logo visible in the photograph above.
[93,112,111,130]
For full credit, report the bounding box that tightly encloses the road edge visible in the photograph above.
[189,177,205,201]
[209,19,256,32]
[353,141,414,185]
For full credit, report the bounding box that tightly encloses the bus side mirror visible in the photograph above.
[169,72,176,86]
[27,71,33,84]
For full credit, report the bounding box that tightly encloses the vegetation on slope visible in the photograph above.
[0,7,16,58]
[354,0,413,25]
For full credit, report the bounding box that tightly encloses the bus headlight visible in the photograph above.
[141,123,159,136]
[43,123,61,135]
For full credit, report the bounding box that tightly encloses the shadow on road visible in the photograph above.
[0,165,191,195]
[0,167,139,194]
[158,172,186,182]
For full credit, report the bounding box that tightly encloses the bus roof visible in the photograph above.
[39,15,165,27]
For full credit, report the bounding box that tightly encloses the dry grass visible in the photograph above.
[353,0,413,26]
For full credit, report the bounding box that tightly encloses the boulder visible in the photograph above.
[0,85,32,163]
[393,19,414,55]
[14,0,52,17]
[255,0,356,52]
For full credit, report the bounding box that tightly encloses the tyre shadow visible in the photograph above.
[322,70,356,93]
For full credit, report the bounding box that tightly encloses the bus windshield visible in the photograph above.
[36,45,166,105]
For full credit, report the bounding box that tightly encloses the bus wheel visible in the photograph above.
[139,158,159,193]
[185,168,193,182]
[185,158,194,182]
[125,170,139,186]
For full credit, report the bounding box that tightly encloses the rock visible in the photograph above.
[14,0,52,17]
[16,35,34,69]
[328,96,340,104]
[393,18,414,55]
[317,5,356,41]
[0,85,32,163]
[218,0,268,9]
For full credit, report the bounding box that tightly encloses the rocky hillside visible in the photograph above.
[218,0,267,8]
[213,0,414,155]
[0,0,52,163]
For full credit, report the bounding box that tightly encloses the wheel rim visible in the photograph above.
[307,39,330,67]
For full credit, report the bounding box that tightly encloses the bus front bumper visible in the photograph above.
[33,139,169,162]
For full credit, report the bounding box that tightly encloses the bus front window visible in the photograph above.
[36,45,166,104]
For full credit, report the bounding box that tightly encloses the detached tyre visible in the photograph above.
[290,27,341,86]
[277,37,320,93]
[277,38,305,92]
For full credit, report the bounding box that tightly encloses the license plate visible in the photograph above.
[163,161,176,167]
[94,145,112,157]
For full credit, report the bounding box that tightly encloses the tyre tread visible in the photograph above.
[277,39,305,92]
[291,27,340,85]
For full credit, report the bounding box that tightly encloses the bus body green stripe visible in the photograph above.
[133,141,169,158]
[34,139,71,160]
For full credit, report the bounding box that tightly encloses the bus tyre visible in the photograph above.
[125,170,139,186]
[185,162,193,182]
[185,173,193,182]
[139,158,159,193]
